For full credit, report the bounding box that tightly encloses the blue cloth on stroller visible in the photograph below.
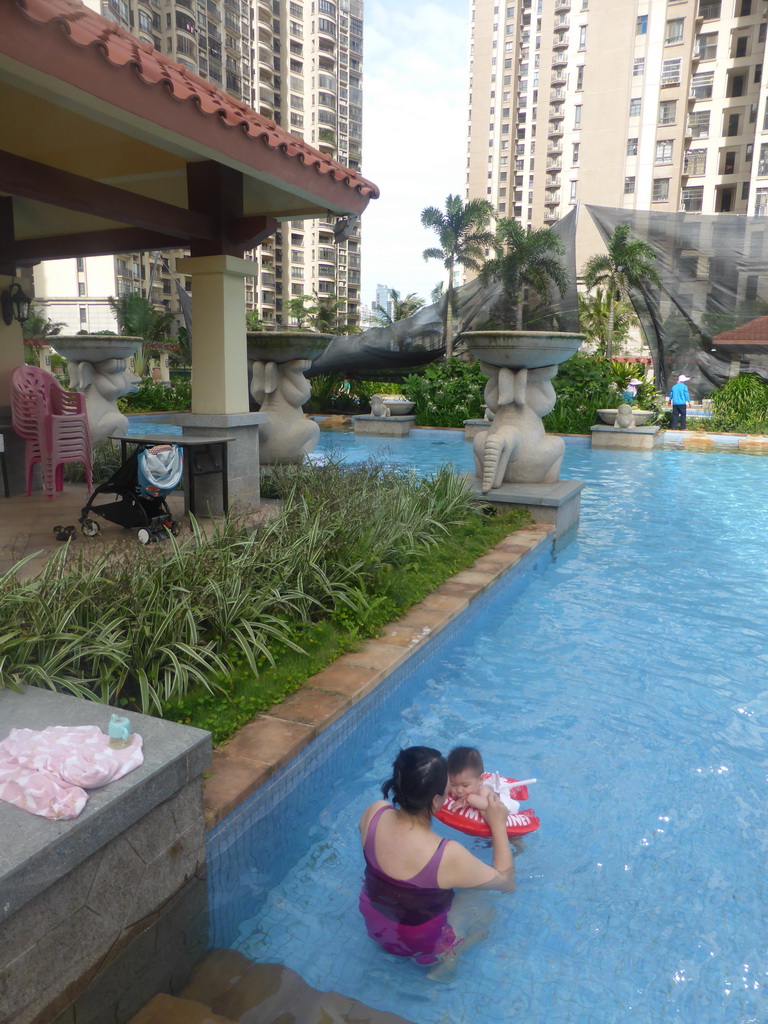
[137,444,183,499]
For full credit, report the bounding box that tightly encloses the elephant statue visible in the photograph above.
[67,357,140,442]
[473,362,564,491]
[369,394,392,418]
[251,358,319,464]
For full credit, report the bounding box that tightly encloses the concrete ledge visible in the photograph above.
[352,415,415,437]
[0,689,211,923]
[590,424,660,449]
[459,474,584,539]
[463,418,490,441]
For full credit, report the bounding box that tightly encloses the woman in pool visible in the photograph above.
[358,746,515,966]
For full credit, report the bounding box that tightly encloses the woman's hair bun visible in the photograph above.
[381,746,447,813]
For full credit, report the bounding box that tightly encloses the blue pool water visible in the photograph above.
[208,433,768,1024]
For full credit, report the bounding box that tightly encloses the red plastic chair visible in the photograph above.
[11,366,93,498]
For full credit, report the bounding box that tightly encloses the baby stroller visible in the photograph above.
[80,443,184,544]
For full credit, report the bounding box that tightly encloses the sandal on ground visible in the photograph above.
[53,525,76,541]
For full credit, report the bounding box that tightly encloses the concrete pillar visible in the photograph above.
[175,255,251,414]
[0,275,29,494]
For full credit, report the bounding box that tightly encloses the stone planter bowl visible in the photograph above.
[461,330,585,369]
[382,396,415,415]
[53,336,143,361]
[247,331,333,364]
[597,408,655,426]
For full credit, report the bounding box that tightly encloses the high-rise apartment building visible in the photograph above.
[467,0,768,266]
[34,0,363,333]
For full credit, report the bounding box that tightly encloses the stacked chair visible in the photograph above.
[10,366,93,499]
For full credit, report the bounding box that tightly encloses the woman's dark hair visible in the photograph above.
[381,746,447,814]
[447,746,484,776]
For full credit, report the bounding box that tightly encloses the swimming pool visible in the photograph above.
[208,435,768,1024]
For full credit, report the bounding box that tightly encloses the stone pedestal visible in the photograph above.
[169,411,268,514]
[0,686,211,1024]
[352,414,416,437]
[461,474,584,540]
[463,418,491,441]
[590,424,660,450]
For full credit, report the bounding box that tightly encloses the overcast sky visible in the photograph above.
[359,0,471,311]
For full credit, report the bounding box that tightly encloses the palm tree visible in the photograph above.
[421,194,496,358]
[108,292,178,378]
[370,289,426,327]
[22,303,66,366]
[581,224,661,361]
[578,287,641,356]
[479,219,569,330]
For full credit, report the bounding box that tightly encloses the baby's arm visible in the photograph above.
[466,785,493,811]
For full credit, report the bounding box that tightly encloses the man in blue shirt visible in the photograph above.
[669,374,691,430]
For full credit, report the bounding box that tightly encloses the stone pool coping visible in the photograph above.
[203,522,555,827]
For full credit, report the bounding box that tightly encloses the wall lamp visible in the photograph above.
[1,282,32,326]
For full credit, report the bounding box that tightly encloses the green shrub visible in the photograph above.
[544,355,664,433]
[0,456,530,732]
[708,374,768,432]
[400,358,486,427]
[118,378,191,413]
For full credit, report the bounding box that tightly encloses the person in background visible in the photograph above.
[621,377,643,404]
[669,374,692,430]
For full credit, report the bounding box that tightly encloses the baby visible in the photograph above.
[447,746,522,814]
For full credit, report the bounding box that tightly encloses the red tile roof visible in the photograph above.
[12,0,379,201]
[713,316,768,346]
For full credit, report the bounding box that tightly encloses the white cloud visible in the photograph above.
[360,0,470,308]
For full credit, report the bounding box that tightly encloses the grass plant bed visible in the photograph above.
[1,457,530,745]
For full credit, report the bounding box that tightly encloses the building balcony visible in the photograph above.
[544,193,561,206]
[547,158,562,170]
[552,34,569,50]
[546,177,561,190]
[547,140,563,156]
[551,68,567,86]
[549,105,565,120]
[207,0,221,19]
[544,212,559,224]
[554,14,569,28]
[554,0,571,11]
[551,51,568,67]
[548,123,564,138]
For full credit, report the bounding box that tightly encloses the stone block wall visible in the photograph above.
[1,779,208,1024]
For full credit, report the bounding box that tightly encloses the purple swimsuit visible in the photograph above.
[359,805,457,964]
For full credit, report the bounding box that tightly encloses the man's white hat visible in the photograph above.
[678,374,691,382]
[629,378,642,385]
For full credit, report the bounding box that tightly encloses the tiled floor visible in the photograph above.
[202,524,555,827]
[0,483,188,578]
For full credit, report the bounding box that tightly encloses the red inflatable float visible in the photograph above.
[435,774,540,838]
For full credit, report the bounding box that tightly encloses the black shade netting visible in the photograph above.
[587,205,768,395]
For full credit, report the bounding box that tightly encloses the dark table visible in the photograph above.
[111,433,235,515]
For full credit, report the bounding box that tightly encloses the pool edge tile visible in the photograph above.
[203,525,554,828]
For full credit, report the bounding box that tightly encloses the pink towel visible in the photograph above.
[0,725,144,820]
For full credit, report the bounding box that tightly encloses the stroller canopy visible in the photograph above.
[137,444,183,499]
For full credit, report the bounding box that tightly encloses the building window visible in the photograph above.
[734,35,748,58]
[652,179,670,202]
[636,14,647,34]
[662,59,682,85]
[756,187,768,215]
[78,282,86,296]
[574,104,582,127]
[658,99,677,125]
[79,307,87,322]
[576,65,584,90]
[689,110,710,137]
[665,19,684,45]
[578,25,586,49]
[742,181,751,201]
[627,137,638,156]
[76,257,85,273]
[572,142,580,163]
[738,0,751,15]
[629,97,641,117]
[723,151,736,174]
[570,180,577,202]
[691,71,714,98]
[681,186,704,212]
[746,143,754,163]
[727,112,740,136]
[759,143,768,176]
[685,148,707,175]
[633,57,645,76]
[695,32,717,59]
[656,139,674,164]
[624,176,636,194]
